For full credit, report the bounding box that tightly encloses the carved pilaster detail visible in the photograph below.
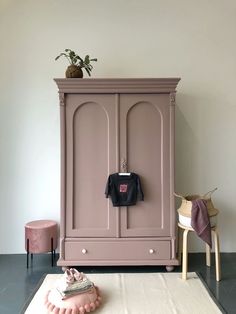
[170,93,176,106]
[60,237,65,259]
[59,92,65,106]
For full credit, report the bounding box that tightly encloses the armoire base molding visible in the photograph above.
[57,259,179,267]
[57,238,179,267]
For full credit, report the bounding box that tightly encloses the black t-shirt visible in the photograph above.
[105,172,144,207]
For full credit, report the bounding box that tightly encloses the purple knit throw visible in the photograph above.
[191,199,212,248]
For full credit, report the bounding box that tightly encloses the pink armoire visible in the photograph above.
[55,78,180,270]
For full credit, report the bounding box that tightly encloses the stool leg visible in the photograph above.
[31,253,33,267]
[51,237,54,267]
[182,229,189,280]
[206,243,211,267]
[178,227,183,263]
[213,228,221,281]
[26,239,29,268]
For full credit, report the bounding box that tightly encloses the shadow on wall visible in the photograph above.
[174,92,236,252]
[175,92,201,196]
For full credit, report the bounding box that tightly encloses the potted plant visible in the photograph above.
[55,49,97,78]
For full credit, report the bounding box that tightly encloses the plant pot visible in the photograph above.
[177,194,218,218]
[65,65,83,78]
[175,188,219,227]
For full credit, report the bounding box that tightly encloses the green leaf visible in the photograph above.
[55,53,68,61]
[69,51,75,58]
[90,58,97,62]
[84,55,89,64]
[76,55,83,62]
[78,60,84,67]
[85,67,91,76]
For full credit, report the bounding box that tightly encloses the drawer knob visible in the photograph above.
[149,249,155,254]
[82,248,87,254]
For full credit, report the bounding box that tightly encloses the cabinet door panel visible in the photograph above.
[66,94,117,237]
[119,94,171,236]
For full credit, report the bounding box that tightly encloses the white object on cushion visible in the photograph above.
[178,214,217,228]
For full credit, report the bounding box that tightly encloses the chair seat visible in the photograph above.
[178,214,217,228]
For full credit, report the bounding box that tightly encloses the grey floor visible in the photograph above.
[0,253,235,314]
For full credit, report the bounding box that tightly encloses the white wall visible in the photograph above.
[0,0,235,253]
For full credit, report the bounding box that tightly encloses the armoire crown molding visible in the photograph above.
[54,78,180,94]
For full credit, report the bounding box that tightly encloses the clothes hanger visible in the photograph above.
[119,158,131,175]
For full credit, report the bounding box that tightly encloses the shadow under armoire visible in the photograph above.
[55,78,181,270]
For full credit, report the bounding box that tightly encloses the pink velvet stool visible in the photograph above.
[25,220,58,268]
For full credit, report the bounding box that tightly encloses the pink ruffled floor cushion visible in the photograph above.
[44,269,102,314]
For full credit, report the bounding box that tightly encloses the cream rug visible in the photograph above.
[23,272,223,314]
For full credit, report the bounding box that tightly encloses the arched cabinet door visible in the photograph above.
[65,94,117,237]
[119,94,171,237]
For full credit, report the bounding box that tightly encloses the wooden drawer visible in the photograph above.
[65,240,170,261]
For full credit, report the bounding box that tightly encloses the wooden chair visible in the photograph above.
[178,222,221,281]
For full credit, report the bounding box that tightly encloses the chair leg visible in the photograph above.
[206,243,211,267]
[31,253,33,267]
[26,239,29,268]
[178,227,183,263]
[213,228,221,281]
[51,237,54,267]
[182,229,189,280]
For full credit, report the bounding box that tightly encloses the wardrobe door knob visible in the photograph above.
[82,248,87,254]
[149,249,155,254]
